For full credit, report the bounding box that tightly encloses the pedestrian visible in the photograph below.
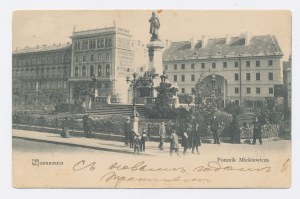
[181,131,189,155]
[252,117,263,145]
[158,121,166,151]
[170,130,180,157]
[83,114,92,138]
[191,123,201,154]
[140,129,147,152]
[230,114,241,144]
[210,115,220,144]
[133,133,142,156]
[124,117,131,146]
[129,128,135,148]
[61,116,70,138]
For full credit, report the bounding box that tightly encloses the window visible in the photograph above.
[268,60,273,66]
[256,60,260,67]
[106,54,111,61]
[90,55,94,62]
[174,64,177,70]
[52,68,56,76]
[191,74,195,82]
[57,68,62,76]
[82,55,86,63]
[235,87,239,94]
[98,65,102,76]
[234,61,239,68]
[201,63,205,69]
[191,63,195,69]
[98,54,102,61]
[191,88,195,93]
[246,73,251,81]
[75,66,79,77]
[246,61,250,67]
[268,72,273,80]
[63,67,67,76]
[247,87,251,94]
[90,40,96,49]
[256,87,261,94]
[174,75,177,82]
[212,62,216,69]
[181,88,185,93]
[46,68,50,76]
[82,66,86,77]
[181,64,185,70]
[269,87,274,94]
[75,56,79,63]
[82,41,88,49]
[164,65,168,70]
[106,64,111,76]
[256,73,260,80]
[234,73,239,81]
[90,65,94,77]
[223,62,227,68]
[181,75,185,82]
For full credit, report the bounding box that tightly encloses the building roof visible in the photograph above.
[13,43,71,55]
[71,26,131,38]
[163,35,283,61]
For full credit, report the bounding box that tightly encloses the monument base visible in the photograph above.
[147,41,165,75]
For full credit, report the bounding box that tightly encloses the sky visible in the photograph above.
[13,10,291,60]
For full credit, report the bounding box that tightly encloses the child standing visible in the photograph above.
[133,133,142,156]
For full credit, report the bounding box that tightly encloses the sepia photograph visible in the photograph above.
[11,10,291,188]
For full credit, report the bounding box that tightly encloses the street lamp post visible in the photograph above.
[91,74,98,109]
[126,72,139,133]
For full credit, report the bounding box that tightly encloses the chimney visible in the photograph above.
[165,40,169,48]
[202,35,208,48]
[226,34,230,45]
[244,32,251,45]
[190,37,196,49]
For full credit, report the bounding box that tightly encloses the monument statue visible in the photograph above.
[149,12,160,41]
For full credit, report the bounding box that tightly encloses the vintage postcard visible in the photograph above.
[12,10,291,188]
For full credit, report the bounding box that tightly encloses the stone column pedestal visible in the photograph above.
[132,116,139,134]
[147,41,165,75]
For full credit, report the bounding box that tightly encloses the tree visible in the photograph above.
[49,90,65,106]
[178,93,193,105]
[155,82,178,110]
[72,86,90,105]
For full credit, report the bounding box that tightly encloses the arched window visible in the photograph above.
[90,65,94,77]
[106,64,111,77]
[82,66,86,77]
[98,65,102,76]
[75,66,79,77]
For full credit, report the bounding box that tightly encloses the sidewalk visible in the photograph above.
[12,129,164,156]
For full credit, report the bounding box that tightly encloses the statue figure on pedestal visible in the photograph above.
[149,12,160,41]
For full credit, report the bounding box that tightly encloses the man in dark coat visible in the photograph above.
[83,114,92,138]
[191,123,201,154]
[210,115,220,144]
[252,117,263,145]
[230,114,241,144]
[124,117,131,146]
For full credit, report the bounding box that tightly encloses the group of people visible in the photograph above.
[124,117,147,155]
[60,113,263,156]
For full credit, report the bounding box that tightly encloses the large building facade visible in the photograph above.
[12,43,71,98]
[163,34,284,110]
[69,26,146,104]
